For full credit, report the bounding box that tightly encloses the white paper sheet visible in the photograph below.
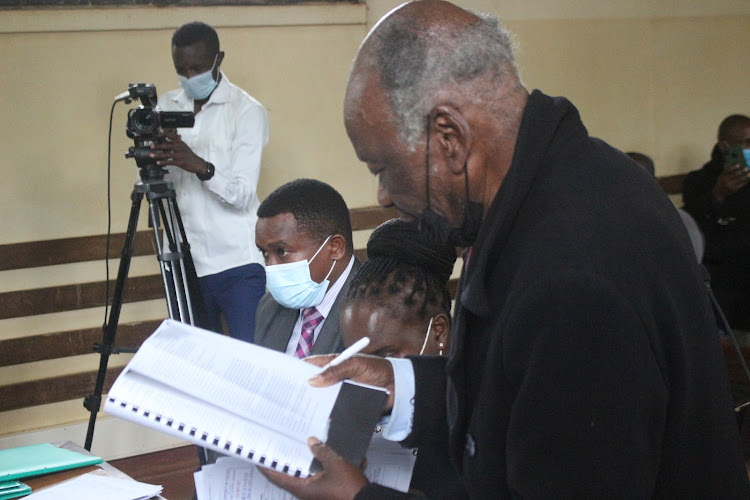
[24,471,161,500]
[363,432,417,493]
[194,433,417,499]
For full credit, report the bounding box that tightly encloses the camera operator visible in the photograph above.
[149,21,269,343]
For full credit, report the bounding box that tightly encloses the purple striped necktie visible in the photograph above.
[295,307,323,359]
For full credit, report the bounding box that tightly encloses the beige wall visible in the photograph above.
[0,5,374,245]
[370,0,750,174]
[509,14,750,174]
[1,0,749,458]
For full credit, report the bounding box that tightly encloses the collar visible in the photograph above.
[311,255,355,319]
[167,71,231,108]
[459,89,587,318]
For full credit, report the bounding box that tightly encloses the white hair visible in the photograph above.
[366,10,522,149]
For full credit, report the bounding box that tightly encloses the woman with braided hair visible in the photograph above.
[339,218,467,499]
[341,218,456,358]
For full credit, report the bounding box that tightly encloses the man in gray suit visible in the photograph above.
[254,178,359,356]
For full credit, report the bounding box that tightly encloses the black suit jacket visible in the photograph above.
[358,90,749,499]
[254,258,360,355]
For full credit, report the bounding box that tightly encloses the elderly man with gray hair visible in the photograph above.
[262,1,750,498]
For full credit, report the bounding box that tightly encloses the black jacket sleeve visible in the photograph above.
[355,356,452,500]
[401,356,449,450]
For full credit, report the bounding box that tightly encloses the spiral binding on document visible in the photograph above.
[107,396,305,477]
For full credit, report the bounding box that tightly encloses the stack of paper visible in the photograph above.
[194,433,417,499]
[24,471,162,500]
[0,480,31,500]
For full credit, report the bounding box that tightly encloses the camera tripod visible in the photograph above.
[83,165,201,450]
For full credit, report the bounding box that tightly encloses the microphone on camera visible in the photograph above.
[114,90,132,104]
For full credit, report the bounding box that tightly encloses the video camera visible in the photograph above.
[122,83,194,178]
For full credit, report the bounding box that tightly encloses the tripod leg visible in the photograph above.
[150,195,194,324]
[158,192,211,467]
[166,196,203,325]
[170,197,208,329]
[84,187,144,451]
[149,195,179,321]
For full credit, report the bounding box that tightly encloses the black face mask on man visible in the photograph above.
[418,118,483,249]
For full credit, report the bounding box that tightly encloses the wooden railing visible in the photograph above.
[0,173,689,416]
[0,205,397,414]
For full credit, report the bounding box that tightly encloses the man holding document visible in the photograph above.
[104,320,387,481]
[261,1,750,498]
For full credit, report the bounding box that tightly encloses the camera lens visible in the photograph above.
[131,108,158,135]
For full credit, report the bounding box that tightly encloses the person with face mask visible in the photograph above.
[199,179,357,468]
[149,22,269,345]
[683,114,750,330]
[254,178,359,358]
[340,218,466,499]
[261,2,749,499]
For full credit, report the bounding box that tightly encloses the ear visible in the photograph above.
[328,234,348,261]
[216,51,225,66]
[717,140,730,153]
[431,313,451,351]
[430,105,471,175]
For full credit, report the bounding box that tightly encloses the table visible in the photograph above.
[20,441,166,499]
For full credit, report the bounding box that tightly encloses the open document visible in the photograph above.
[105,320,388,478]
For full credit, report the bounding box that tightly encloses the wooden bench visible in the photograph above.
[0,205,398,415]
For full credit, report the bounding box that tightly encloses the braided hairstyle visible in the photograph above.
[345,218,456,322]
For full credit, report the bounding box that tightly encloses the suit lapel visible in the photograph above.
[268,306,300,352]
[311,258,361,355]
[311,311,342,355]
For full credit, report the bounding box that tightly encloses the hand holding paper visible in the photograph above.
[258,436,370,500]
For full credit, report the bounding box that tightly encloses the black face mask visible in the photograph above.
[420,195,483,248]
[418,118,483,248]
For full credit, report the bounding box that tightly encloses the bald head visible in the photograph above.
[346,0,523,149]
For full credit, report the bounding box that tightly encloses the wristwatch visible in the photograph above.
[196,161,215,181]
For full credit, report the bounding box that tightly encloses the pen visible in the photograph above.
[321,337,370,371]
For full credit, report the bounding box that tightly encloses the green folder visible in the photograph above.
[0,443,103,482]
[0,480,31,500]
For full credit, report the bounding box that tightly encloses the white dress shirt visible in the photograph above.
[158,73,268,277]
[381,357,416,441]
[284,256,355,355]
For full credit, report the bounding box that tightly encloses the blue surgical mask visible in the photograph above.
[744,148,750,167]
[265,236,336,309]
[177,53,219,100]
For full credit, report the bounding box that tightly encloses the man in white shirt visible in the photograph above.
[149,21,268,343]
[253,179,359,357]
